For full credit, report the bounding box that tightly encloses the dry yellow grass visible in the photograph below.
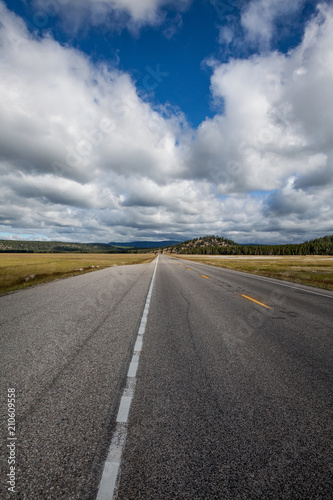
[0,253,156,295]
[172,254,333,291]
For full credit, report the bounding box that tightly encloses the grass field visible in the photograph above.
[0,253,156,295]
[173,254,333,291]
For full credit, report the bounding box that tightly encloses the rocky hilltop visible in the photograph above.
[165,235,333,256]
[166,235,236,254]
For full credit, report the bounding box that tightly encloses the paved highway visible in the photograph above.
[0,261,155,499]
[115,256,333,499]
[1,254,332,499]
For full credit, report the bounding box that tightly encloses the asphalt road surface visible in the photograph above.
[1,255,333,499]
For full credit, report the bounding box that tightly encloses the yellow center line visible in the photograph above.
[201,275,210,279]
[241,294,271,309]
[186,268,192,270]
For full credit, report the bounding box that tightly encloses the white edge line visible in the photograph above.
[172,257,333,300]
[230,270,333,299]
[96,255,159,500]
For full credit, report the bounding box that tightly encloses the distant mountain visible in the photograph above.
[108,240,181,249]
[0,239,181,253]
[2,235,331,255]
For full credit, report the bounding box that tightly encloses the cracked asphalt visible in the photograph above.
[0,260,155,499]
[1,254,333,499]
[116,255,333,499]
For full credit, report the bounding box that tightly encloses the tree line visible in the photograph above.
[168,235,333,256]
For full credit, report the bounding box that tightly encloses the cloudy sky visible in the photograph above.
[0,0,332,244]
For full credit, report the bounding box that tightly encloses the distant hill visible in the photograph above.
[108,240,181,249]
[0,239,181,253]
[166,235,333,256]
[167,235,236,254]
[0,240,122,253]
[1,235,332,255]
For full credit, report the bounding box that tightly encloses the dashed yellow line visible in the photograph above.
[186,268,192,270]
[201,275,210,279]
[241,294,271,309]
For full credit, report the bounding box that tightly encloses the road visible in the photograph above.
[0,261,154,499]
[1,254,333,499]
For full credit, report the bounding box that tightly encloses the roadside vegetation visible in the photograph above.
[0,253,155,295]
[173,255,333,291]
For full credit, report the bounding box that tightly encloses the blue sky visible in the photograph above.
[5,0,318,127]
[0,0,333,243]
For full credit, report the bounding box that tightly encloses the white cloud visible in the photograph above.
[0,2,188,240]
[241,0,306,48]
[188,2,333,239]
[0,1,333,244]
[32,0,191,32]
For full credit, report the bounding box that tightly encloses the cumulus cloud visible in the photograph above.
[32,0,191,32]
[0,1,188,240]
[189,2,333,239]
[0,1,333,244]
[241,0,306,48]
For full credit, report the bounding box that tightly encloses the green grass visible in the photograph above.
[173,255,333,291]
[0,253,156,295]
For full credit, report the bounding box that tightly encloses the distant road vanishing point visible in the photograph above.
[1,255,332,499]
